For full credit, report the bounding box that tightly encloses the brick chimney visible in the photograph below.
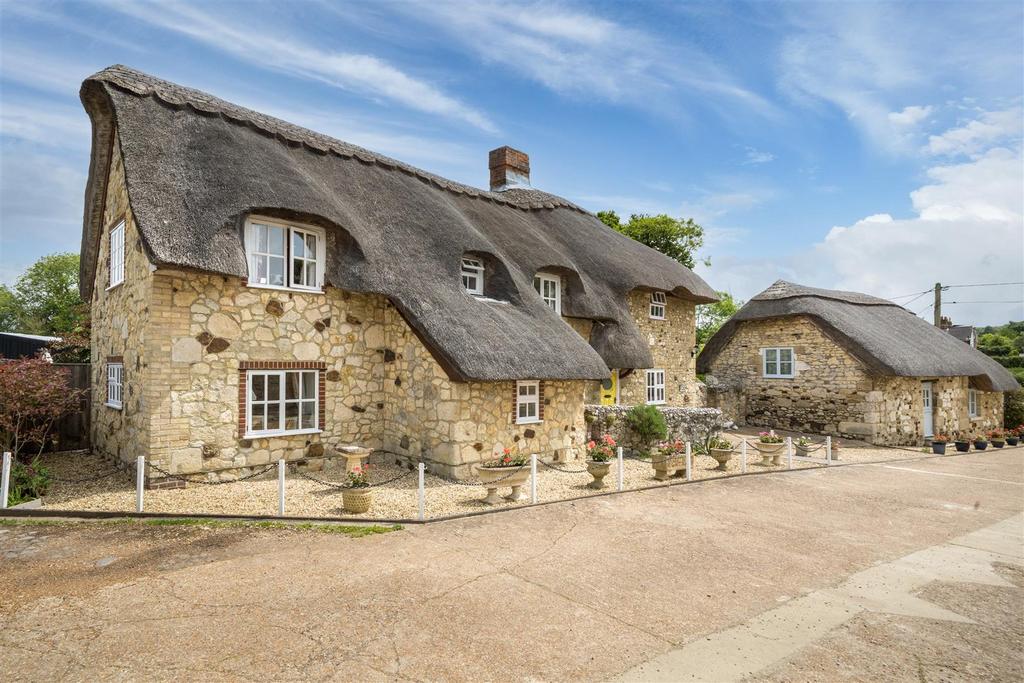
[489,146,530,191]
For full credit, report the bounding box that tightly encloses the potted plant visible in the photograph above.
[707,436,734,471]
[795,436,814,457]
[341,465,373,514]
[989,429,1006,448]
[755,430,785,465]
[652,439,687,480]
[930,434,950,455]
[972,434,988,451]
[1007,425,1022,446]
[954,433,971,452]
[585,434,616,489]
[476,448,531,504]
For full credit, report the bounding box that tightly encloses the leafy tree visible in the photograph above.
[697,291,741,349]
[0,357,85,461]
[0,253,86,337]
[977,332,1014,358]
[597,211,707,270]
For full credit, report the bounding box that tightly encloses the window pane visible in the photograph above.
[251,375,265,402]
[292,259,304,287]
[301,401,316,429]
[252,411,265,432]
[255,254,268,284]
[292,231,305,258]
[256,224,269,252]
[301,372,316,399]
[780,362,793,376]
[284,402,299,431]
[269,256,285,286]
[266,403,280,430]
[304,261,317,287]
[268,225,285,255]
[766,349,778,362]
[780,349,792,362]
[285,372,300,400]
[267,374,280,400]
[305,233,316,256]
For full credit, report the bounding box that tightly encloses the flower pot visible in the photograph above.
[954,441,970,453]
[931,442,947,455]
[709,448,733,471]
[476,464,531,504]
[1007,436,1019,446]
[342,488,373,514]
[586,459,612,489]
[973,441,988,451]
[755,441,784,466]
[795,444,811,457]
[992,439,1005,448]
[652,454,686,480]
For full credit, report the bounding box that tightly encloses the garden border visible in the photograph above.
[4,443,1020,527]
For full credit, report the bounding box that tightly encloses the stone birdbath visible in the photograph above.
[475,464,531,505]
[586,459,612,489]
[337,446,371,473]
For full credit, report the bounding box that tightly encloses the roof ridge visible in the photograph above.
[85,65,589,215]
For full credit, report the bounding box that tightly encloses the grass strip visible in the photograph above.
[0,517,401,536]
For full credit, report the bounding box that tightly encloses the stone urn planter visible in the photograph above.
[652,454,686,481]
[754,442,784,466]
[342,488,373,514]
[586,459,612,489]
[954,440,970,453]
[709,448,733,471]
[476,465,531,505]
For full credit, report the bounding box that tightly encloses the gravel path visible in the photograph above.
[34,434,992,520]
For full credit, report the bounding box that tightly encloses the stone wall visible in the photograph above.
[584,405,724,454]
[867,376,1003,444]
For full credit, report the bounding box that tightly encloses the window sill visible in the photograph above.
[649,316,665,321]
[243,428,322,439]
[106,281,124,292]
[646,401,666,406]
[105,402,123,410]
[516,419,543,426]
[763,375,796,380]
[246,283,324,295]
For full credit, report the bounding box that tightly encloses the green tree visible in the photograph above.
[0,253,85,336]
[696,291,741,349]
[597,211,707,270]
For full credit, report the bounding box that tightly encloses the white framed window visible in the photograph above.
[246,370,319,437]
[461,257,484,295]
[645,369,665,405]
[763,347,795,378]
[108,219,125,289]
[516,380,541,424]
[245,218,325,291]
[649,291,666,319]
[106,362,123,409]
[533,273,561,313]
[968,389,978,418]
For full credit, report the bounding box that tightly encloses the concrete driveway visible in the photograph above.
[1,450,1022,682]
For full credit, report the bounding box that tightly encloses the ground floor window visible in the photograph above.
[763,347,795,378]
[106,361,123,409]
[245,368,320,436]
[516,380,541,424]
[968,388,978,418]
[646,369,665,405]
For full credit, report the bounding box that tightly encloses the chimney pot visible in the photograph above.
[489,146,530,191]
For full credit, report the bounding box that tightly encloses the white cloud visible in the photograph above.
[888,105,932,126]
[102,1,497,133]
[0,98,90,150]
[925,107,1022,157]
[743,147,775,165]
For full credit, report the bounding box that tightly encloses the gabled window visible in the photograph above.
[968,389,978,418]
[645,369,666,405]
[516,380,541,424]
[763,347,795,378]
[462,257,484,295]
[246,369,319,436]
[533,273,561,313]
[649,291,666,319]
[106,362,123,409]
[108,219,125,289]
[245,218,325,291]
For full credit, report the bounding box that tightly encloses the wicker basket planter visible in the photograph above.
[754,441,784,466]
[709,448,733,471]
[476,465,531,505]
[342,488,373,514]
[586,460,612,489]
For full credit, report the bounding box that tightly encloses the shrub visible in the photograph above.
[0,357,85,460]
[625,405,668,450]
[8,457,52,506]
[1005,390,1024,430]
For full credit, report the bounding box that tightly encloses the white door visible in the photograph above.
[921,382,934,437]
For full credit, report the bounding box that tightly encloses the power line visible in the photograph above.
[915,302,934,315]
[945,300,1024,305]
[898,291,930,307]
[889,289,932,300]
[944,282,1024,289]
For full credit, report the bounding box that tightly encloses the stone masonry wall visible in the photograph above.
[584,405,724,455]
[867,376,1003,444]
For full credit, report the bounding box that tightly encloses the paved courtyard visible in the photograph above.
[1,449,1021,682]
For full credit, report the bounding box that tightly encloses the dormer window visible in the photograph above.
[245,218,325,291]
[533,273,561,313]
[461,257,484,295]
[650,291,666,319]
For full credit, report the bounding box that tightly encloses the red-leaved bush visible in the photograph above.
[0,357,85,460]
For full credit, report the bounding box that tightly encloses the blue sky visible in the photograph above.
[1,0,1022,324]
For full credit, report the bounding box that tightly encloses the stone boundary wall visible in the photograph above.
[584,405,724,454]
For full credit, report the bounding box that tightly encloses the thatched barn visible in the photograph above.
[697,281,1019,445]
[78,65,716,481]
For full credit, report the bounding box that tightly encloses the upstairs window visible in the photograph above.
[109,219,125,289]
[106,361,123,409]
[968,389,978,418]
[462,257,484,295]
[763,347,795,378]
[245,218,324,291]
[533,273,561,313]
[645,369,665,405]
[649,291,666,319]
[516,380,541,424]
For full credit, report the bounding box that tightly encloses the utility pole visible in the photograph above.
[933,282,942,327]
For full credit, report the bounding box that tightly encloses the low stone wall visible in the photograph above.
[584,405,724,454]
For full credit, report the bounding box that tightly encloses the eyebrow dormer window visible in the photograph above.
[461,257,484,295]
[649,291,666,319]
[533,273,561,313]
[246,218,325,291]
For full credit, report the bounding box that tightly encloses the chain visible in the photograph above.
[432,462,530,487]
[298,468,416,489]
[537,459,590,474]
[147,462,277,486]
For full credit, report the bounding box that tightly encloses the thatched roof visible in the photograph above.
[697,281,1019,392]
[79,65,716,382]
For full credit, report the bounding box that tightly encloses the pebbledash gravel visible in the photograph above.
[38,438,924,520]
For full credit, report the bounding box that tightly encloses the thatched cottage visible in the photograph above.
[79,66,716,481]
[698,281,1019,445]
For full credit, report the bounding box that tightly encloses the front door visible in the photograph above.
[600,370,618,405]
[921,382,934,437]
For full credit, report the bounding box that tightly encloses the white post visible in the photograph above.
[277,459,286,517]
[826,436,832,465]
[0,452,11,510]
[417,462,425,521]
[617,446,624,492]
[685,441,692,482]
[741,440,747,474]
[136,456,145,513]
[786,437,793,470]
[530,454,538,504]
